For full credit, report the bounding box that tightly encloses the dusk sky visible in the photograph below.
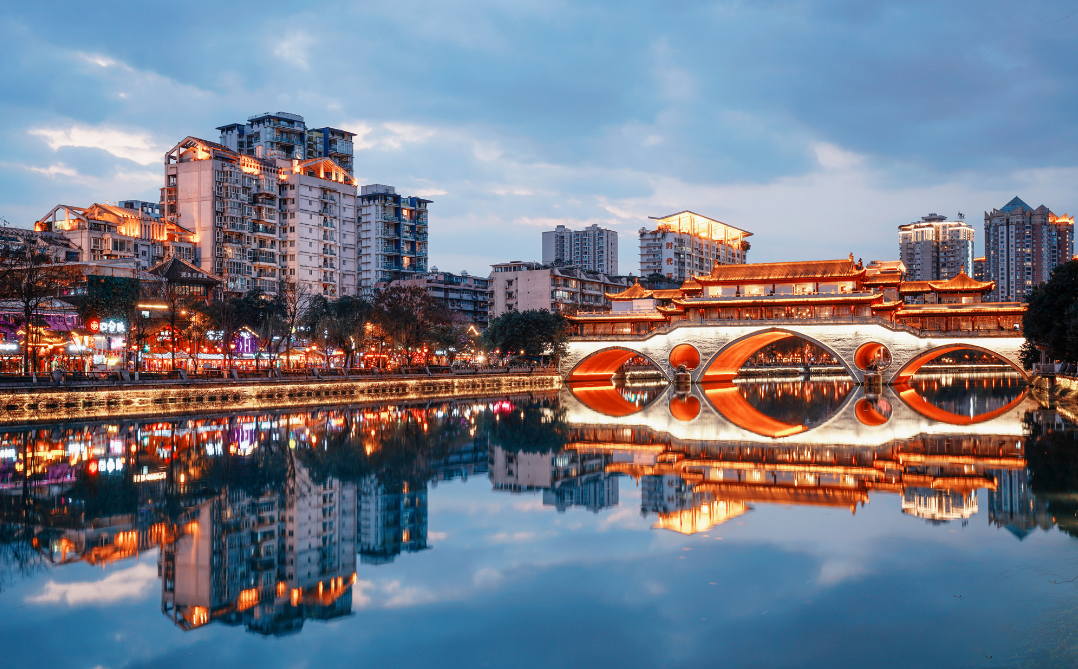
[1,0,1076,275]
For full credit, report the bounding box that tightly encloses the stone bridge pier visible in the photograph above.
[560,323,1027,385]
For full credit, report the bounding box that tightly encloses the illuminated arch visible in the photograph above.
[894,383,1029,425]
[698,328,856,382]
[854,342,891,371]
[669,344,701,370]
[889,344,1028,384]
[701,382,807,438]
[669,394,701,421]
[567,381,654,417]
[565,346,667,382]
[854,398,891,426]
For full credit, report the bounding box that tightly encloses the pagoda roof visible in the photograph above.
[895,302,1026,316]
[694,258,864,285]
[567,311,669,322]
[148,256,222,285]
[651,288,685,300]
[898,280,935,294]
[605,280,653,301]
[927,270,994,293]
[680,277,703,292]
[673,292,881,308]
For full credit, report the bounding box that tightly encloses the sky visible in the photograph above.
[1,0,1076,275]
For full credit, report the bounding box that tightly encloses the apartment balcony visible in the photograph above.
[381,246,400,254]
[381,261,402,270]
[382,214,403,223]
[319,193,337,203]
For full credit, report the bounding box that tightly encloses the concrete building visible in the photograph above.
[542,224,618,274]
[984,196,1074,302]
[116,199,163,219]
[387,268,491,328]
[163,136,357,297]
[357,475,428,565]
[638,211,750,282]
[357,185,430,294]
[898,214,976,282]
[278,157,358,298]
[488,261,631,318]
[35,203,193,268]
[973,256,986,282]
[218,112,357,175]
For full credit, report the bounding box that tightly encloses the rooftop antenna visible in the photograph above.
[957,212,965,220]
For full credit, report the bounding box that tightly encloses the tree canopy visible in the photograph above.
[482,309,571,361]
[1021,259,1078,367]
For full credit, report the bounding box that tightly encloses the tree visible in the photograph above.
[69,275,141,369]
[1022,259,1078,368]
[278,281,312,369]
[482,309,571,364]
[181,303,212,373]
[374,286,453,365]
[0,240,77,376]
[236,289,285,370]
[205,296,243,370]
[306,295,373,368]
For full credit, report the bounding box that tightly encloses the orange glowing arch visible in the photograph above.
[670,395,701,421]
[890,344,1027,384]
[566,347,666,382]
[854,342,890,370]
[701,382,807,438]
[894,383,1029,425]
[670,344,701,370]
[699,329,855,382]
[567,381,650,417]
[854,398,890,426]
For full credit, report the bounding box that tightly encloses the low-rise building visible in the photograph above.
[35,203,193,268]
[386,268,491,328]
[488,261,631,318]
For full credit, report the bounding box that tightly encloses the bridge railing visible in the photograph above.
[569,315,1023,343]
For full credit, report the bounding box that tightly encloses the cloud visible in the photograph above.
[472,567,504,588]
[381,580,436,608]
[26,562,157,606]
[274,32,313,70]
[29,125,162,165]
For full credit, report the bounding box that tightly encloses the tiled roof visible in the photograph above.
[927,271,994,293]
[605,280,653,300]
[695,258,863,284]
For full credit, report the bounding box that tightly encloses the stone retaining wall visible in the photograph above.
[0,374,562,425]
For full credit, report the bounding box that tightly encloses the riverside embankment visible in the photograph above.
[0,372,562,424]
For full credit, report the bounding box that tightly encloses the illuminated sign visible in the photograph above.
[88,319,126,334]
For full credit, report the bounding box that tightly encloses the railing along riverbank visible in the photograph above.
[0,368,561,425]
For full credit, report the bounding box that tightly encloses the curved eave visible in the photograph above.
[568,312,669,322]
[895,303,1026,316]
[673,293,882,307]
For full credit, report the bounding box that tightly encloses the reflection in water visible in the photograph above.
[736,378,856,428]
[907,374,1025,420]
[4,378,1078,652]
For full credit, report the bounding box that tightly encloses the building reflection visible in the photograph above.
[489,446,619,513]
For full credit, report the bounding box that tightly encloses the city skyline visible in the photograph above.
[2,2,1076,276]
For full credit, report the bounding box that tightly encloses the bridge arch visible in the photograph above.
[698,328,857,382]
[890,344,1028,384]
[893,383,1029,425]
[565,346,668,382]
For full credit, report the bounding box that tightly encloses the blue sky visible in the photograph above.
[1,0,1076,274]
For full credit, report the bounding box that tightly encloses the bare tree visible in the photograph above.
[0,233,77,377]
[279,280,312,369]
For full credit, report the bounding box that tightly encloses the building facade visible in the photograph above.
[898,214,976,282]
[216,112,356,174]
[388,268,491,328]
[356,185,430,295]
[639,211,750,282]
[488,261,631,318]
[984,197,1074,302]
[163,137,357,297]
[35,203,193,268]
[542,224,619,274]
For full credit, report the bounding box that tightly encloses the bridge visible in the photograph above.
[561,257,1027,385]
[560,380,1035,447]
[560,319,1026,385]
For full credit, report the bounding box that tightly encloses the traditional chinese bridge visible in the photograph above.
[562,257,1027,385]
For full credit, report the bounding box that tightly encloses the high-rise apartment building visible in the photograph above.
[488,261,631,318]
[217,112,356,175]
[541,224,619,274]
[356,185,430,294]
[638,211,750,282]
[898,214,975,281]
[984,197,1074,302]
[163,136,358,297]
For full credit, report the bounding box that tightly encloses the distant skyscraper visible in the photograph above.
[542,224,619,274]
[984,197,1074,302]
[898,214,975,282]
